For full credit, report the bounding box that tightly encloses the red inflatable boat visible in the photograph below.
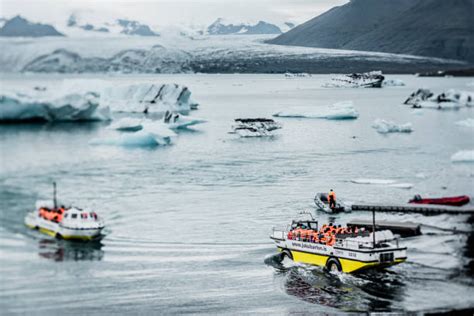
[409,195,470,207]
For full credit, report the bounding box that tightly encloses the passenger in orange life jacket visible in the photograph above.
[328,189,336,209]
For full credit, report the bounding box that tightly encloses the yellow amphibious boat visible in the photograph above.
[270,216,407,273]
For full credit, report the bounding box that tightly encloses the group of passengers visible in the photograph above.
[287,223,366,246]
[39,207,66,223]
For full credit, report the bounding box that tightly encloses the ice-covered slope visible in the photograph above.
[0,16,64,37]
[269,0,474,63]
[0,34,467,74]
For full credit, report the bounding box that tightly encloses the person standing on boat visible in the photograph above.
[328,189,336,209]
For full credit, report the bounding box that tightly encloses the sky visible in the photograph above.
[0,0,348,27]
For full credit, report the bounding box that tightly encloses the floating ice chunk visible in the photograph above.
[0,91,111,122]
[107,117,143,131]
[323,71,384,88]
[231,118,281,137]
[351,179,397,185]
[89,130,172,147]
[388,183,413,189]
[382,79,405,87]
[91,120,176,147]
[405,89,474,109]
[372,119,413,134]
[451,150,474,163]
[162,111,206,129]
[273,101,358,120]
[455,118,474,128]
[100,83,198,113]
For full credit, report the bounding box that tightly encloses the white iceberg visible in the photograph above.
[372,119,413,134]
[351,179,397,185]
[231,118,282,137]
[322,71,384,88]
[0,91,111,122]
[455,118,474,128]
[107,117,143,131]
[382,79,405,87]
[388,183,413,189]
[100,83,198,113]
[451,150,474,163]
[273,101,358,120]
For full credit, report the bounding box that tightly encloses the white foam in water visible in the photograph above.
[0,91,111,122]
[351,179,397,185]
[451,150,474,163]
[455,118,474,128]
[372,119,413,134]
[273,101,358,120]
[100,83,198,113]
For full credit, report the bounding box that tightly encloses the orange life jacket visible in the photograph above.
[328,191,336,200]
[287,231,294,240]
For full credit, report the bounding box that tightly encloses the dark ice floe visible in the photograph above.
[322,71,385,88]
[405,89,474,109]
[231,118,282,137]
[0,91,111,122]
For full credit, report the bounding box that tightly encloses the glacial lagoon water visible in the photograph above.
[0,74,473,314]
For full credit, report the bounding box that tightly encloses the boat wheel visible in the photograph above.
[55,233,63,240]
[281,249,293,260]
[326,257,342,273]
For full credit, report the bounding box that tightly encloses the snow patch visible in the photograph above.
[372,119,413,134]
[273,101,358,120]
[451,150,474,163]
[0,91,111,122]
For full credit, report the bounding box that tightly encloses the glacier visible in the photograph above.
[0,91,111,122]
[273,101,358,120]
[372,119,413,134]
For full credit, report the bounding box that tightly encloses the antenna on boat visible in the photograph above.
[372,209,376,248]
[53,181,57,209]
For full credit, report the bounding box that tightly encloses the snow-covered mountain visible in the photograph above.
[207,18,293,35]
[66,12,158,36]
[0,16,64,37]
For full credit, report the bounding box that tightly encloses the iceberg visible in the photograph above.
[405,89,474,109]
[0,91,111,122]
[388,183,413,189]
[322,71,384,88]
[231,118,282,137]
[273,101,358,120]
[372,119,413,134]
[100,83,199,113]
[90,122,176,148]
[455,118,474,128]
[451,150,474,163]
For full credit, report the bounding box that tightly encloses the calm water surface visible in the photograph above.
[0,74,473,314]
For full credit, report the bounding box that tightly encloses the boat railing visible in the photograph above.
[271,227,287,240]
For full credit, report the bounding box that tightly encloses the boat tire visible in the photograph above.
[281,249,293,260]
[326,257,342,273]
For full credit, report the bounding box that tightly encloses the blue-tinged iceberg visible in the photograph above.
[0,91,111,122]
